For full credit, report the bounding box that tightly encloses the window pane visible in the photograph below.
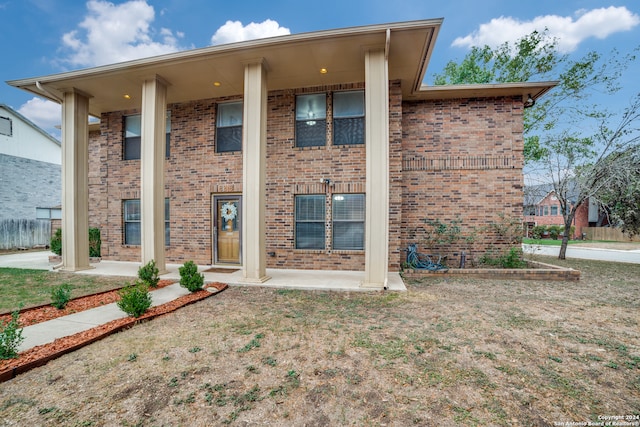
[334,91,364,118]
[51,208,62,219]
[36,208,50,219]
[333,194,365,250]
[217,126,242,152]
[125,114,170,159]
[124,136,141,160]
[296,120,326,147]
[296,195,325,221]
[333,222,364,250]
[0,116,12,136]
[296,94,326,120]
[124,200,140,221]
[334,117,364,145]
[217,102,243,127]
[295,222,325,249]
[125,222,141,245]
[333,194,364,220]
[165,198,170,246]
[125,115,141,139]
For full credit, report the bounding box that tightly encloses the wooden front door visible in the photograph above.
[213,195,241,264]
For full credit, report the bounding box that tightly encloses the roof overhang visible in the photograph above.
[7,20,442,118]
[413,81,558,104]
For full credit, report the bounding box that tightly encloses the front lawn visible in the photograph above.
[0,256,638,425]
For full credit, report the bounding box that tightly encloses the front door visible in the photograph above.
[213,195,241,264]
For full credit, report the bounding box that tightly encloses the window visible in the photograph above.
[295,195,325,249]
[333,91,365,145]
[332,194,365,250]
[36,207,61,219]
[216,102,243,153]
[551,205,558,216]
[124,113,171,160]
[544,206,549,216]
[296,93,326,147]
[123,199,170,246]
[0,116,11,136]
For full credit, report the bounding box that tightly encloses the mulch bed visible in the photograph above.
[0,281,228,383]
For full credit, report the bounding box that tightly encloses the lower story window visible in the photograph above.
[295,195,325,249]
[123,199,170,246]
[332,194,365,250]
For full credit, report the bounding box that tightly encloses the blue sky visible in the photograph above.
[1,0,639,138]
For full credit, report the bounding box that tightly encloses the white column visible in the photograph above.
[363,48,390,288]
[242,59,270,283]
[61,89,91,272]
[140,76,168,272]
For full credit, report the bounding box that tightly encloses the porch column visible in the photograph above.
[140,76,168,272]
[363,47,390,288]
[61,89,91,272]
[242,59,270,283]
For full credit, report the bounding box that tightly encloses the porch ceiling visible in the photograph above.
[7,20,442,118]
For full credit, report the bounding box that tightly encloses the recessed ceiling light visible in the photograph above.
[123,94,131,99]
[320,68,328,74]
[213,81,221,87]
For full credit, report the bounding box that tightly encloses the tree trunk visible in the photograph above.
[558,219,573,260]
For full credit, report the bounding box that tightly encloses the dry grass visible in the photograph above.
[0,256,638,426]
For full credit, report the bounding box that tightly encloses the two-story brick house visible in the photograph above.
[8,20,555,288]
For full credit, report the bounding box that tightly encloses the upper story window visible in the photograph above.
[333,91,365,145]
[295,93,326,147]
[551,205,558,216]
[124,113,171,160]
[0,116,12,137]
[216,102,243,153]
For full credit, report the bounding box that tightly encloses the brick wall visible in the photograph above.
[400,96,525,266]
[88,87,525,271]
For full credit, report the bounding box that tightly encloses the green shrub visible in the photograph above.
[51,229,62,256]
[117,281,152,318]
[138,259,160,288]
[548,225,563,240]
[89,228,101,257]
[50,228,101,257]
[179,261,204,292]
[0,309,24,359]
[51,283,73,309]
[480,247,527,269]
[531,225,547,240]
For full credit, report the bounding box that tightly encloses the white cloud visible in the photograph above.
[453,6,640,53]
[211,19,290,45]
[60,0,186,68]
[18,98,62,132]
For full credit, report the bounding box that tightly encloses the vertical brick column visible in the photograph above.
[363,47,390,289]
[61,89,91,271]
[242,60,270,283]
[141,76,168,272]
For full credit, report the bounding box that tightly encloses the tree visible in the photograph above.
[433,30,640,259]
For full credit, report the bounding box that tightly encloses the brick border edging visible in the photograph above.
[0,283,228,383]
[402,261,580,282]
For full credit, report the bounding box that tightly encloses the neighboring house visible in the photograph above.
[0,104,61,249]
[523,186,608,239]
[8,20,555,287]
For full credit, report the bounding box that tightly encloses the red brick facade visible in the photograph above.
[88,83,525,270]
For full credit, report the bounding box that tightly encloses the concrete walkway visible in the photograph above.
[18,283,191,352]
[0,251,405,353]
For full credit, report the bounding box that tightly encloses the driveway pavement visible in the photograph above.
[523,244,640,264]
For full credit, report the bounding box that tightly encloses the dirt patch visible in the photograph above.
[0,257,638,426]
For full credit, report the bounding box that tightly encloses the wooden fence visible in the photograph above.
[583,227,640,242]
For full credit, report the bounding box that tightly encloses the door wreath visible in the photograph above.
[221,202,237,222]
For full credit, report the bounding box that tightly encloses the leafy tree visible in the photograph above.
[433,30,640,259]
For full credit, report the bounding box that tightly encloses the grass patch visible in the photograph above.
[0,268,127,312]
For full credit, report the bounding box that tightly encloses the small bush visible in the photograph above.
[51,283,73,309]
[89,228,101,257]
[480,247,527,269]
[117,281,152,318]
[138,259,160,288]
[51,229,62,256]
[179,261,204,292]
[50,228,101,257]
[0,309,24,359]
[531,225,547,239]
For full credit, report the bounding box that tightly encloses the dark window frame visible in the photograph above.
[123,113,171,160]
[294,194,326,250]
[216,101,243,153]
[123,198,170,246]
